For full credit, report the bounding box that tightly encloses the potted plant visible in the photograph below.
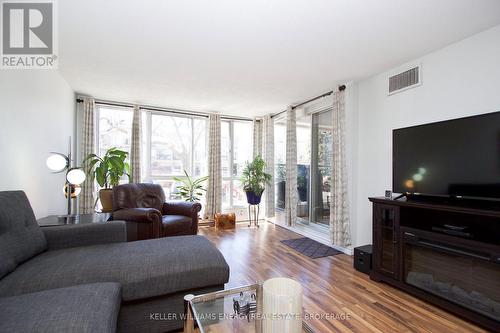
[83,147,130,212]
[241,155,272,205]
[173,170,208,202]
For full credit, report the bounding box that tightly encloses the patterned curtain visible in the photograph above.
[130,105,142,183]
[285,106,297,226]
[330,90,352,247]
[252,118,262,158]
[262,115,275,218]
[78,97,96,214]
[204,113,222,220]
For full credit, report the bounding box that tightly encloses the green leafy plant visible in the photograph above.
[173,170,208,202]
[83,147,130,188]
[240,155,272,196]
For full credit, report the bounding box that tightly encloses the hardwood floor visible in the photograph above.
[199,222,489,333]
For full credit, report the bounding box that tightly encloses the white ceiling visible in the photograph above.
[58,0,500,117]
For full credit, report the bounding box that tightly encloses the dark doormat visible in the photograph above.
[280,237,342,259]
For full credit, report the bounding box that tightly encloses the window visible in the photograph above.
[144,112,207,200]
[97,105,133,157]
[221,120,253,208]
[95,105,252,210]
[95,105,134,211]
[150,114,192,177]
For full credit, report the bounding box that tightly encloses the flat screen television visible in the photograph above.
[393,111,500,201]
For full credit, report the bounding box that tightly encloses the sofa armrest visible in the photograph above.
[42,221,127,250]
[162,201,202,217]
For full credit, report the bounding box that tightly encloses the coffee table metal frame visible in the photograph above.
[183,283,314,333]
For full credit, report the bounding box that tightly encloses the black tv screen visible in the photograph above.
[393,111,500,200]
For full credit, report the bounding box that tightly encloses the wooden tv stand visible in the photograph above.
[369,197,500,331]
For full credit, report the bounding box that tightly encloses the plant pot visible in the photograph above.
[245,191,263,205]
[99,189,114,212]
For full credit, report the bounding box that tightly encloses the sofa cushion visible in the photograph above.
[0,235,230,301]
[0,283,121,333]
[162,215,192,234]
[0,253,15,279]
[0,191,47,278]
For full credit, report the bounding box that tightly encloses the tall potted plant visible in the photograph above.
[173,170,208,202]
[241,155,272,205]
[83,147,130,212]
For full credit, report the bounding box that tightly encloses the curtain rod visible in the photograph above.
[271,85,346,119]
[75,98,256,122]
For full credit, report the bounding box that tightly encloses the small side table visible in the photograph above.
[37,213,112,227]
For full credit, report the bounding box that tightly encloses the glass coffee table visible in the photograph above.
[183,284,315,333]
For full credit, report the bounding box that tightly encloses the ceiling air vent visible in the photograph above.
[388,66,421,95]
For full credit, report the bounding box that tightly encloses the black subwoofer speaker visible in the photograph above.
[354,244,372,274]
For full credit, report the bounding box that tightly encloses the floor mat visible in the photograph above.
[280,237,342,259]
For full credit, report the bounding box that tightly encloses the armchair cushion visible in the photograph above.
[42,221,127,250]
[162,215,193,235]
[0,283,121,333]
[0,191,47,279]
[0,236,230,302]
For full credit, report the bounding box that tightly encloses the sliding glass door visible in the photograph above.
[273,108,332,228]
[310,110,332,226]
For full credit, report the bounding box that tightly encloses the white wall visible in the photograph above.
[351,24,500,247]
[0,70,75,218]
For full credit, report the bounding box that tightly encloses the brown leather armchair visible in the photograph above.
[112,183,202,241]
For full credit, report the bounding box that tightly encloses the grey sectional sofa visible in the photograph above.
[0,191,230,333]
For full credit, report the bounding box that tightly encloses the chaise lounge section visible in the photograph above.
[0,191,230,333]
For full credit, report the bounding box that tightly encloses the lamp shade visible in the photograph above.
[46,153,68,172]
[263,278,303,333]
[66,168,86,185]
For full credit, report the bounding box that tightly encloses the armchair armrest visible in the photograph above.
[162,201,202,217]
[42,221,127,250]
[112,208,162,238]
[113,207,162,223]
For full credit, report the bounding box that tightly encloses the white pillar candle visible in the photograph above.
[263,278,303,333]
